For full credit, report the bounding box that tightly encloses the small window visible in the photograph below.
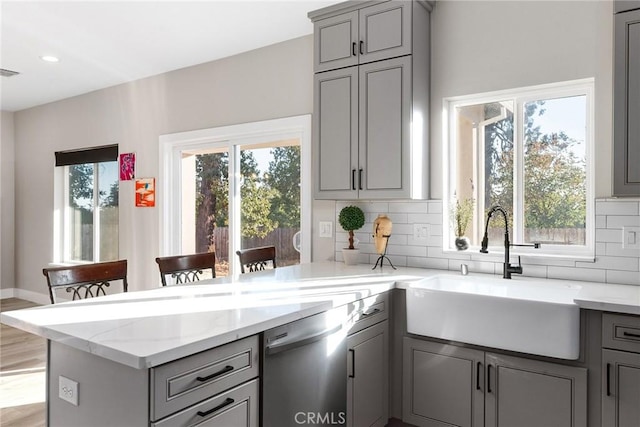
[445,80,594,257]
[55,145,119,263]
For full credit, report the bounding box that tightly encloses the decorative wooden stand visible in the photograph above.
[372,235,396,270]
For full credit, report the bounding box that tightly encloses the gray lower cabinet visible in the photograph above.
[47,335,259,427]
[613,6,640,196]
[602,312,640,427]
[403,338,587,427]
[347,320,389,427]
[602,349,640,427]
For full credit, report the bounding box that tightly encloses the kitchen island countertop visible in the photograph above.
[1,262,638,369]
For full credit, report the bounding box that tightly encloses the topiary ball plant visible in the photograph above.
[339,205,365,250]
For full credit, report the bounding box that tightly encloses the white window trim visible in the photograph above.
[443,79,595,260]
[158,115,312,274]
[53,163,114,264]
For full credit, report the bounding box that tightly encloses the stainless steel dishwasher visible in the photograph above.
[263,307,348,426]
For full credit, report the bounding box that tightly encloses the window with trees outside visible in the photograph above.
[55,145,119,263]
[161,115,311,278]
[445,79,594,257]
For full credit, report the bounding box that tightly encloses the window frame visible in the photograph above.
[53,147,119,264]
[159,115,312,275]
[443,79,595,259]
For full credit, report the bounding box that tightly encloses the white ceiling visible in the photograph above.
[0,0,341,112]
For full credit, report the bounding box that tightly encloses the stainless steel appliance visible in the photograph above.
[263,307,348,426]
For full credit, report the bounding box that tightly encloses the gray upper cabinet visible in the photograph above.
[613,6,640,196]
[311,0,431,200]
[313,1,411,73]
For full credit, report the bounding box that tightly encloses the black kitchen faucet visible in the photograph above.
[480,205,540,279]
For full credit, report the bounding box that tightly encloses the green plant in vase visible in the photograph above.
[338,205,365,265]
[452,198,474,250]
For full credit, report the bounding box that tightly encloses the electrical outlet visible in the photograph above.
[319,221,333,238]
[622,226,640,250]
[413,224,429,241]
[59,376,78,406]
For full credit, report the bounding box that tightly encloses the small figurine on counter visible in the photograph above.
[372,214,396,270]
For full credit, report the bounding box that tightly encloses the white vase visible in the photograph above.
[342,248,360,265]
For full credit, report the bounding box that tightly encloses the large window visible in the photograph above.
[445,80,594,257]
[55,145,119,263]
[160,116,311,277]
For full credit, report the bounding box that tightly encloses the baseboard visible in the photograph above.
[1,287,51,305]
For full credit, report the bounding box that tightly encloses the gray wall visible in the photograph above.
[429,0,612,199]
[1,111,15,291]
[13,36,314,298]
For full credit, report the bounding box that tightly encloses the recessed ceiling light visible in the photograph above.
[40,55,59,63]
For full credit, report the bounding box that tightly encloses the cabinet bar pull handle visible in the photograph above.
[476,362,482,390]
[352,169,356,190]
[361,308,380,317]
[487,364,492,393]
[359,40,364,55]
[352,42,357,56]
[623,331,640,339]
[349,349,355,378]
[606,363,611,396]
[359,168,363,190]
[197,398,235,417]
[196,365,234,382]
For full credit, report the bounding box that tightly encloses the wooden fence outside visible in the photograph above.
[211,227,301,265]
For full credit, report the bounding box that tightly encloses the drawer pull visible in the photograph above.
[487,364,492,393]
[349,349,355,378]
[197,398,235,417]
[476,362,482,390]
[196,365,234,382]
[623,331,640,339]
[606,363,611,396]
[361,308,380,317]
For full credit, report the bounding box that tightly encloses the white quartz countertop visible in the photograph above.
[1,262,639,369]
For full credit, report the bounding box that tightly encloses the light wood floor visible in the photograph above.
[1,298,46,427]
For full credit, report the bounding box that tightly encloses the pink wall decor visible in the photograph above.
[119,153,136,180]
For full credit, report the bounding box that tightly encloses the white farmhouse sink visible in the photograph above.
[406,274,581,359]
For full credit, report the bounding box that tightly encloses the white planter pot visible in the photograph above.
[342,248,360,265]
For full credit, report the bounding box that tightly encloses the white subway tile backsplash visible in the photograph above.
[428,201,443,214]
[332,198,639,286]
[595,200,639,215]
[576,256,639,271]
[596,229,624,243]
[407,213,442,225]
[607,215,640,229]
[548,266,606,282]
[388,202,429,213]
[606,270,640,286]
[407,256,449,270]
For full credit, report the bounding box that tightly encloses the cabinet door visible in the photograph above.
[613,8,640,196]
[347,320,389,427]
[402,338,484,427]
[602,349,640,427]
[359,56,411,199]
[151,379,259,427]
[359,1,411,65]
[485,353,587,427]
[314,11,359,73]
[314,66,359,199]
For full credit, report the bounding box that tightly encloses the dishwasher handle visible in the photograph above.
[265,323,342,356]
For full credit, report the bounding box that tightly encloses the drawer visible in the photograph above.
[348,292,389,335]
[602,313,640,353]
[151,335,259,421]
[151,379,259,427]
